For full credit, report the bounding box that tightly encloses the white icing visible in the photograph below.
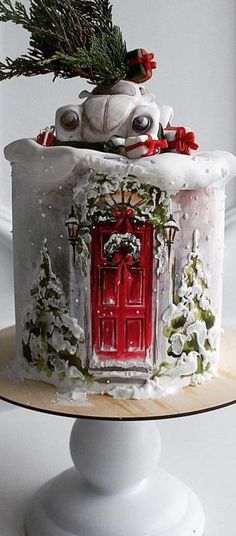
[208,326,217,349]
[155,233,168,275]
[165,352,199,378]
[2,355,217,400]
[5,139,236,195]
[108,377,179,399]
[5,134,235,400]
[89,355,152,371]
[161,230,218,378]
[56,391,93,407]
[169,333,186,355]
[191,369,217,386]
[60,314,84,341]
[193,228,200,252]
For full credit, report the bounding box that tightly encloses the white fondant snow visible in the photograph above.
[5,137,234,400]
[108,377,179,399]
[5,139,236,194]
[2,356,217,401]
[56,391,93,407]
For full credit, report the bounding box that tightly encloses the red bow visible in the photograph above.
[113,253,133,294]
[168,128,199,155]
[126,136,168,157]
[36,131,55,147]
[143,136,168,157]
[113,208,135,232]
[127,50,157,71]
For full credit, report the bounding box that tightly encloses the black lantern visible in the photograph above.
[164,215,179,266]
[65,206,79,265]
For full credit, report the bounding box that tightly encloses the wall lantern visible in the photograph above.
[65,206,79,265]
[164,215,180,266]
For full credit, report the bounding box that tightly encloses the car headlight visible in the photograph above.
[60,110,80,130]
[132,115,153,133]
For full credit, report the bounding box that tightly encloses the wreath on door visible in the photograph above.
[104,233,141,291]
[104,232,141,263]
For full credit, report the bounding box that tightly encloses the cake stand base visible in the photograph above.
[25,419,204,536]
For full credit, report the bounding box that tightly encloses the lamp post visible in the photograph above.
[65,206,79,266]
[163,215,180,304]
[164,215,179,268]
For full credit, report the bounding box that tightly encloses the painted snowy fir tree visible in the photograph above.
[22,239,88,380]
[160,230,217,379]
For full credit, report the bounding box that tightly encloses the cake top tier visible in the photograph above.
[5,139,236,194]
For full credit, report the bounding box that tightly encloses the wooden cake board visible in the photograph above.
[0,326,235,420]
[0,326,235,536]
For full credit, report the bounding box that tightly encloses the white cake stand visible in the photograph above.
[0,327,235,536]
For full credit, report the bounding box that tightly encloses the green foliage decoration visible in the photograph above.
[22,238,93,382]
[73,173,169,276]
[76,174,168,227]
[0,0,127,84]
[156,231,217,379]
[104,232,141,262]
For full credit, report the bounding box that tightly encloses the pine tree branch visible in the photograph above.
[0,0,30,25]
[0,0,128,84]
[0,56,50,80]
[37,28,127,82]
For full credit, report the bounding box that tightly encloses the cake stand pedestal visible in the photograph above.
[1,327,236,536]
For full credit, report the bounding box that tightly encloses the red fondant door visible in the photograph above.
[91,223,153,360]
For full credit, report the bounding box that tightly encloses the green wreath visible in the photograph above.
[104,233,141,262]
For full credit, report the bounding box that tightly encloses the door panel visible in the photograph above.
[99,267,118,306]
[126,269,143,305]
[125,318,144,352]
[91,222,153,360]
[100,318,117,351]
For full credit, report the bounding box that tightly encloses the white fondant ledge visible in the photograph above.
[4,138,236,194]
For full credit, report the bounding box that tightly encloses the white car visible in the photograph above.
[55,80,175,158]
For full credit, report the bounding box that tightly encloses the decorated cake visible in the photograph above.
[1,0,236,400]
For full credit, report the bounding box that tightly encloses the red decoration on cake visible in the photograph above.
[104,231,140,295]
[126,49,157,83]
[165,127,199,155]
[113,252,133,295]
[91,223,153,360]
[113,207,135,232]
[36,127,56,147]
[125,135,168,158]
